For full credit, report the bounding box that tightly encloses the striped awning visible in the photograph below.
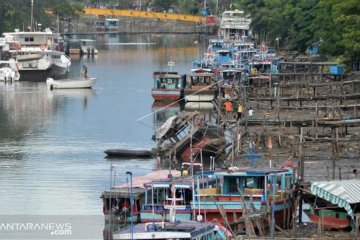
[311,179,360,219]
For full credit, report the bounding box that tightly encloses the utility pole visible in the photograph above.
[126,171,134,240]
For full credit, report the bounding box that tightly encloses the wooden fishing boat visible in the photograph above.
[112,220,228,240]
[191,166,297,229]
[151,71,185,101]
[46,77,96,90]
[101,170,181,223]
[219,68,244,98]
[140,176,217,223]
[115,175,229,240]
[305,207,350,229]
[184,73,217,102]
[104,149,152,158]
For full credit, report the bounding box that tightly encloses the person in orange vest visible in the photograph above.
[224,99,233,120]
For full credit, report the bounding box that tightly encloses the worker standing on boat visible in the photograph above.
[224,99,233,120]
[82,65,88,78]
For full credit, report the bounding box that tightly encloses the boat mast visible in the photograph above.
[30,0,34,31]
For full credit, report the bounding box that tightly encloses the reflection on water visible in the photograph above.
[151,101,183,131]
[0,33,205,239]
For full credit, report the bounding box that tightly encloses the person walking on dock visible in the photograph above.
[237,102,244,122]
[264,110,271,125]
[224,99,233,120]
[248,107,253,120]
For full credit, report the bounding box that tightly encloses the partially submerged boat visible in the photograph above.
[46,77,96,90]
[155,112,227,164]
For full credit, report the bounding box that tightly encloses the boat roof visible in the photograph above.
[102,170,181,197]
[102,187,146,198]
[3,29,57,36]
[197,167,292,177]
[190,68,213,73]
[153,71,182,78]
[113,221,215,240]
[144,176,216,189]
[78,39,96,42]
[68,39,95,42]
[221,69,242,73]
[186,73,213,77]
[311,179,360,219]
[0,60,16,64]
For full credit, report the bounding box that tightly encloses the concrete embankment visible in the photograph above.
[62,15,217,35]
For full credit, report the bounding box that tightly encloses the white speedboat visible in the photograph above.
[46,77,96,90]
[0,59,20,82]
[66,39,98,55]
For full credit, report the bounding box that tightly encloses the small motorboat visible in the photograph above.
[0,59,20,82]
[46,77,96,90]
[104,149,153,158]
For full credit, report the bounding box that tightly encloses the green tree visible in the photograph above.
[150,0,176,12]
[52,1,84,18]
[174,0,198,15]
[332,0,360,64]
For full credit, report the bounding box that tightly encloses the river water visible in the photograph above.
[0,33,205,239]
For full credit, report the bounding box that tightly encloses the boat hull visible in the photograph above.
[19,65,69,82]
[51,62,70,76]
[46,77,96,89]
[151,88,183,101]
[306,211,350,229]
[184,89,215,102]
[140,209,191,223]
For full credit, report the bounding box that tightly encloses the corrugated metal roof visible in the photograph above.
[311,179,360,219]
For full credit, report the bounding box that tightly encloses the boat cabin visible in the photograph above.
[184,73,216,102]
[153,72,184,90]
[102,187,146,223]
[101,170,181,223]
[215,50,233,64]
[220,10,252,40]
[192,167,297,224]
[113,221,226,240]
[94,21,105,31]
[105,19,120,31]
[140,176,195,222]
[151,72,185,101]
[208,39,225,53]
[3,28,65,52]
[185,73,214,88]
[220,69,242,84]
